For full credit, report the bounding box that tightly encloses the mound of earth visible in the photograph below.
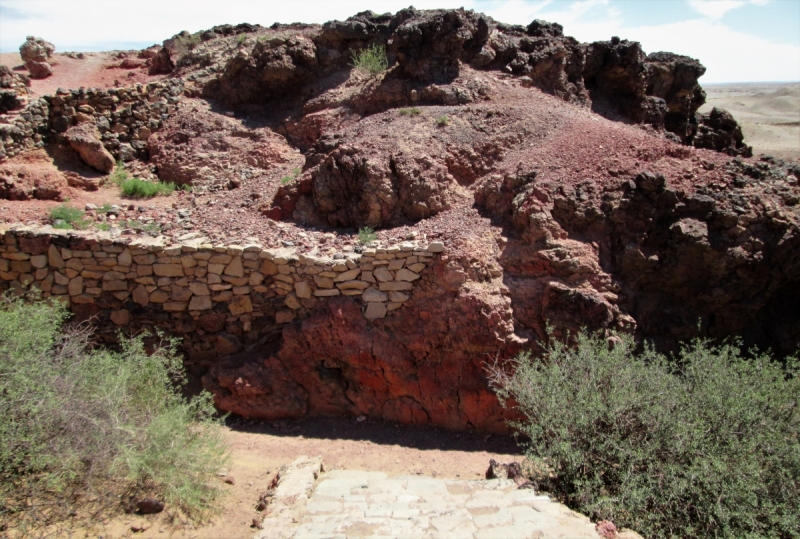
[0,8,797,431]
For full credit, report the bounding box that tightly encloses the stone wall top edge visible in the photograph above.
[0,224,447,259]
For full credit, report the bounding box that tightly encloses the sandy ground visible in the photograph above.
[700,82,800,162]
[65,417,522,539]
[0,51,163,98]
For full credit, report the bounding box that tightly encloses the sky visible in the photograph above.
[1,0,798,83]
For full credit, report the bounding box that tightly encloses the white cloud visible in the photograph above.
[688,0,746,19]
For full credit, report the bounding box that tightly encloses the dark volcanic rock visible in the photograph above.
[694,107,753,157]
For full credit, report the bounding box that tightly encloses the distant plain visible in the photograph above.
[700,82,800,162]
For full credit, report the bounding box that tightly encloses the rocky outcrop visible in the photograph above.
[0,65,30,114]
[65,123,115,173]
[694,107,753,157]
[184,8,738,153]
[20,36,55,79]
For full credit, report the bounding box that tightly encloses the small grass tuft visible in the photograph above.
[436,115,449,126]
[95,222,112,232]
[121,178,176,198]
[399,107,422,116]
[358,226,378,245]
[280,167,302,186]
[49,204,90,230]
[351,44,388,76]
[108,161,130,186]
[237,33,247,46]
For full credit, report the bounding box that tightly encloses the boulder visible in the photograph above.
[65,124,115,173]
[19,36,54,63]
[24,60,53,79]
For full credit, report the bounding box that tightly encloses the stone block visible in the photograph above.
[164,302,188,312]
[103,271,126,281]
[313,275,334,288]
[362,287,388,302]
[189,282,210,295]
[260,259,279,275]
[387,302,403,311]
[68,276,84,296]
[30,254,48,269]
[181,255,197,268]
[102,279,128,292]
[212,291,233,302]
[189,295,213,311]
[223,257,245,277]
[110,309,130,325]
[233,286,251,295]
[337,280,369,290]
[314,288,340,297]
[388,259,405,270]
[389,291,409,303]
[153,263,184,277]
[207,263,225,275]
[378,281,413,291]
[54,271,69,285]
[149,289,169,303]
[373,267,393,282]
[285,294,301,310]
[132,284,149,305]
[396,268,421,282]
[229,295,253,315]
[295,281,312,298]
[117,249,132,266]
[408,263,426,273]
[249,272,265,285]
[275,310,294,324]
[427,242,445,253]
[364,302,387,320]
[11,260,31,273]
[48,244,64,268]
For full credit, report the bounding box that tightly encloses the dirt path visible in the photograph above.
[88,417,523,539]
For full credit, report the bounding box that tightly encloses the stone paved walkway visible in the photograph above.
[256,457,641,539]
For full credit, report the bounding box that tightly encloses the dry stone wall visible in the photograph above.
[0,224,444,360]
[0,79,183,162]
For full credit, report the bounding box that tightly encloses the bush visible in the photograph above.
[49,204,89,229]
[490,332,800,539]
[351,44,388,75]
[358,226,377,245]
[0,297,229,528]
[281,167,301,186]
[399,107,421,116]
[120,177,176,197]
[436,115,449,126]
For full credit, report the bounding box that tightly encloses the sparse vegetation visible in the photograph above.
[121,177,176,198]
[0,297,229,529]
[108,161,130,186]
[125,219,161,234]
[281,167,301,186]
[490,331,800,539]
[358,226,377,245]
[95,222,112,232]
[436,115,449,126]
[97,202,114,214]
[237,33,247,46]
[49,204,90,230]
[399,107,422,116]
[351,44,388,75]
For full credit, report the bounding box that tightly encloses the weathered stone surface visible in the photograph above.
[364,302,387,320]
[373,266,393,282]
[295,281,312,298]
[229,294,253,314]
[285,294,302,310]
[314,288,340,297]
[427,242,445,253]
[65,124,115,173]
[396,268,421,282]
[189,295,213,310]
[153,263,184,277]
[337,280,369,290]
[189,282,211,295]
[110,309,130,325]
[378,281,414,291]
[333,268,360,282]
[313,275,334,288]
[223,256,245,277]
[362,287,388,302]
[132,284,149,305]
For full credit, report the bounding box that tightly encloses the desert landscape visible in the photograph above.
[0,8,798,539]
[701,82,800,162]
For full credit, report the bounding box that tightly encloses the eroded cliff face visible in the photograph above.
[1,8,796,432]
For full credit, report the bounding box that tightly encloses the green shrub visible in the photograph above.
[399,107,422,116]
[95,222,112,232]
[351,44,388,75]
[490,332,800,539]
[0,297,229,527]
[108,161,130,186]
[436,115,449,126]
[121,177,176,197]
[280,167,301,186]
[49,204,89,229]
[358,226,377,245]
[237,33,247,46]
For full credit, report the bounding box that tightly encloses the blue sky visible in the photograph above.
[1,0,798,82]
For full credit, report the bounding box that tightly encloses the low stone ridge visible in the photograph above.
[0,79,183,164]
[0,226,441,325]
